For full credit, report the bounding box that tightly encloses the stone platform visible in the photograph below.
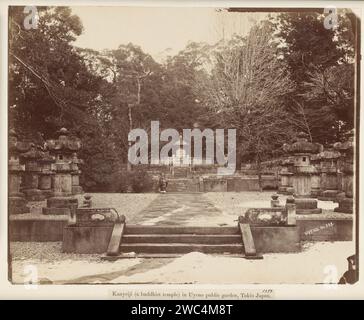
[9,193,353,246]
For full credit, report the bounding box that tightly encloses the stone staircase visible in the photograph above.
[103,225,262,259]
[173,167,190,178]
[167,179,198,192]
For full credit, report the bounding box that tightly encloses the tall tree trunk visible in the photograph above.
[257,154,263,192]
[127,103,133,171]
[236,134,242,171]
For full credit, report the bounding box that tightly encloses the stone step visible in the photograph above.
[119,243,244,254]
[123,234,241,244]
[102,253,249,260]
[124,225,239,235]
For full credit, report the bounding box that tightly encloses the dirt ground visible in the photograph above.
[10,241,354,284]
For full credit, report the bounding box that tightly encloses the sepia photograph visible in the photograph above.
[3,1,361,293]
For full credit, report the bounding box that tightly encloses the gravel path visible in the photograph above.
[204,191,349,219]
[10,242,100,262]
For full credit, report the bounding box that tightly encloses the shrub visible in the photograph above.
[113,168,155,193]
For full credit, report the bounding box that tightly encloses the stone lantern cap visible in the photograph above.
[45,128,81,154]
[318,150,341,160]
[334,129,354,154]
[20,143,45,160]
[283,132,322,155]
[9,130,31,155]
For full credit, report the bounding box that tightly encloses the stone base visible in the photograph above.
[318,190,339,201]
[41,190,54,198]
[42,196,78,215]
[42,207,71,215]
[63,225,113,253]
[9,216,68,241]
[46,196,78,208]
[72,186,83,195]
[310,189,321,198]
[334,198,353,214]
[23,189,45,201]
[278,186,287,194]
[278,186,294,195]
[297,217,352,241]
[295,198,322,215]
[9,196,30,215]
[296,208,322,215]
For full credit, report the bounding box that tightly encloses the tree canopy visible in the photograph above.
[8,7,357,191]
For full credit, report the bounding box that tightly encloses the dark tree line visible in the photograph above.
[8,7,357,191]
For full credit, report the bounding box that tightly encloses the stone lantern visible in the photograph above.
[278,157,294,195]
[8,130,30,214]
[20,143,45,201]
[317,149,341,201]
[42,128,80,215]
[333,130,354,214]
[38,151,55,198]
[282,132,323,214]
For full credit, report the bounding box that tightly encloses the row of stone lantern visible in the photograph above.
[8,128,84,215]
[277,130,354,214]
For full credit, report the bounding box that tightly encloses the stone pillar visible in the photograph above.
[270,194,280,207]
[42,128,80,215]
[285,196,296,225]
[71,153,83,194]
[82,194,92,208]
[282,132,322,214]
[278,158,294,195]
[334,130,354,214]
[8,130,30,214]
[317,149,340,201]
[38,151,55,198]
[20,144,45,201]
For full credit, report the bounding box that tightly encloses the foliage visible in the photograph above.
[113,169,155,193]
[272,10,356,144]
[198,21,296,170]
[8,7,357,192]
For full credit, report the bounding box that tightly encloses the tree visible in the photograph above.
[9,6,104,139]
[273,10,356,144]
[198,20,295,189]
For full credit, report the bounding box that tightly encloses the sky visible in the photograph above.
[71,6,267,61]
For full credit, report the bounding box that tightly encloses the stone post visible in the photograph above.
[8,130,30,214]
[82,194,92,208]
[282,132,322,214]
[334,130,354,214]
[285,196,296,225]
[42,128,80,215]
[20,143,45,201]
[317,149,341,201]
[270,194,280,208]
